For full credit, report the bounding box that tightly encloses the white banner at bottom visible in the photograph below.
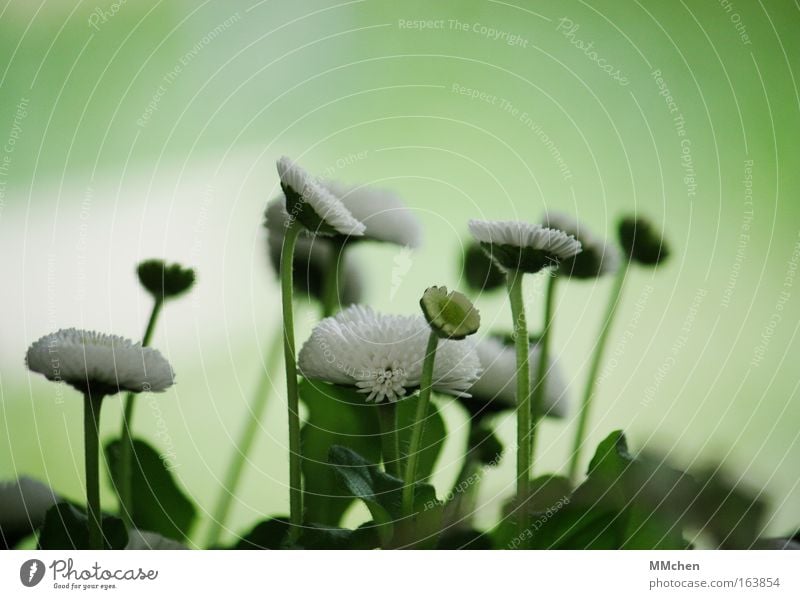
[1,550,797,598]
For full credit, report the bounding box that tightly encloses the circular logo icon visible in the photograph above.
[20,559,46,588]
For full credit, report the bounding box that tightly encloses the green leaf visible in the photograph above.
[396,394,446,483]
[38,503,128,550]
[328,445,443,548]
[234,517,291,550]
[106,438,196,541]
[516,432,689,550]
[126,529,188,550]
[437,528,494,550]
[299,380,383,526]
[296,522,380,550]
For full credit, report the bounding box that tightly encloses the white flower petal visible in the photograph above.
[468,219,582,261]
[298,305,481,403]
[276,157,366,237]
[470,336,569,417]
[26,329,175,395]
[542,211,620,275]
[322,180,422,248]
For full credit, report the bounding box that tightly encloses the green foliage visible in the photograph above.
[106,438,196,541]
[493,432,690,549]
[38,503,128,550]
[328,445,443,548]
[299,380,446,526]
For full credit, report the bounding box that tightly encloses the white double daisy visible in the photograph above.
[298,305,481,403]
[26,329,174,395]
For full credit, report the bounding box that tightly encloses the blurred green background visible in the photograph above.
[1,0,798,545]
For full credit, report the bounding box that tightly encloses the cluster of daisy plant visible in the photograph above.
[6,156,799,552]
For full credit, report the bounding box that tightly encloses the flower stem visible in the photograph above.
[568,265,627,482]
[401,331,439,516]
[205,331,284,548]
[377,402,401,478]
[321,240,345,317]
[118,298,162,528]
[280,220,303,541]
[84,392,105,550]
[506,270,531,547]
[529,274,557,475]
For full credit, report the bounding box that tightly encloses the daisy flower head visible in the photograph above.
[137,259,195,301]
[618,215,670,266]
[322,179,422,248]
[26,329,175,397]
[298,305,482,403]
[468,219,582,274]
[276,156,365,237]
[542,212,620,278]
[264,197,364,305]
[464,336,569,419]
[420,286,480,340]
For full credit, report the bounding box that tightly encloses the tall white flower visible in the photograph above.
[277,156,366,237]
[298,305,481,403]
[468,219,582,273]
[542,212,620,278]
[467,336,569,418]
[26,329,174,396]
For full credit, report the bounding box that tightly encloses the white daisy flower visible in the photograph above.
[468,219,582,273]
[542,211,620,278]
[0,477,59,547]
[264,197,364,305]
[322,179,422,248]
[298,305,482,403]
[465,336,569,418]
[276,156,366,237]
[26,329,175,396]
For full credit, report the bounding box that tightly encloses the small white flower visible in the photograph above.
[0,477,59,542]
[276,157,366,237]
[542,211,620,277]
[26,329,175,395]
[298,305,482,403]
[468,336,569,418]
[322,179,422,248]
[469,219,582,259]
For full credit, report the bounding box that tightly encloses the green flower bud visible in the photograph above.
[137,259,195,301]
[420,286,480,340]
[618,216,669,266]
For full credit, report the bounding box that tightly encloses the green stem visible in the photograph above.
[378,403,401,478]
[529,274,558,475]
[118,298,163,528]
[568,265,627,482]
[84,392,105,550]
[205,332,284,548]
[401,331,439,516]
[280,220,303,541]
[507,271,531,547]
[321,240,345,317]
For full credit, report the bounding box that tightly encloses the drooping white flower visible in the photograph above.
[264,197,364,305]
[0,477,59,547]
[298,305,481,403]
[466,336,569,418]
[542,211,620,278]
[468,219,582,273]
[322,179,422,248]
[276,156,366,237]
[26,329,175,396]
